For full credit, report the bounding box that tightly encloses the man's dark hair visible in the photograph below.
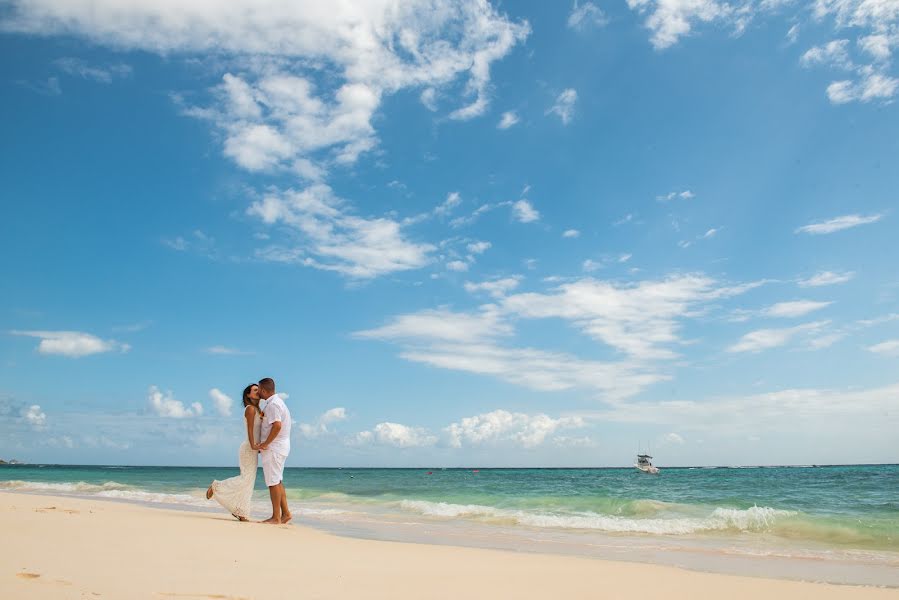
[258,377,276,393]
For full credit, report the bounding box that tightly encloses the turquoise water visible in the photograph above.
[2,464,897,552]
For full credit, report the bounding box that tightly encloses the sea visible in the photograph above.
[2,464,897,586]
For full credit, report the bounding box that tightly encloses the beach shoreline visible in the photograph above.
[2,491,898,600]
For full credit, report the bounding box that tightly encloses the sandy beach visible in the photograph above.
[2,492,897,600]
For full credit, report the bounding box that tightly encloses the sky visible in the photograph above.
[1,0,897,467]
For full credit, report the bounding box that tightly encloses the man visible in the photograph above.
[255,377,292,524]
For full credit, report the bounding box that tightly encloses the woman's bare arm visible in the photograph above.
[245,405,257,447]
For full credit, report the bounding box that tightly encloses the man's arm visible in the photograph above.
[258,421,281,451]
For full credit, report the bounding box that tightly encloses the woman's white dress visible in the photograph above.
[210,409,261,519]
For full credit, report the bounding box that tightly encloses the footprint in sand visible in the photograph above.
[17,572,41,580]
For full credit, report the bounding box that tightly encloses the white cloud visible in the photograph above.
[812,0,899,33]
[47,435,75,449]
[8,1,529,175]
[401,343,663,398]
[546,88,577,124]
[161,229,217,257]
[659,432,684,445]
[798,271,855,287]
[553,435,596,448]
[320,407,347,425]
[497,111,520,129]
[625,0,736,50]
[568,1,609,30]
[23,405,47,429]
[502,274,762,360]
[249,184,434,279]
[446,260,469,272]
[795,213,883,234]
[588,382,899,435]
[857,313,899,327]
[434,192,462,217]
[466,241,491,254]
[728,321,829,353]
[420,87,438,111]
[620,0,898,105]
[359,271,769,400]
[859,33,894,62]
[562,229,581,238]
[867,339,899,355]
[356,305,664,399]
[355,307,512,345]
[763,300,832,318]
[826,72,899,104]
[449,202,502,228]
[55,57,132,83]
[445,410,585,448]
[807,332,844,350]
[801,39,854,69]
[620,0,899,104]
[657,189,695,202]
[17,76,61,96]
[352,422,437,448]
[112,321,152,333]
[162,236,188,251]
[208,388,233,417]
[582,259,603,272]
[464,276,522,298]
[299,407,348,439]
[512,199,540,223]
[147,386,203,419]
[404,192,463,225]
[205,345,252,355]
[11,330,130,358]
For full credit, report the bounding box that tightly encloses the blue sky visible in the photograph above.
[1,0,897,467]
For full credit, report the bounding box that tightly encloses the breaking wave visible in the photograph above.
[398,499,796,535]
[0,480,133,494]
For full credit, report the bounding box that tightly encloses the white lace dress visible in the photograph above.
[210,409,261,519]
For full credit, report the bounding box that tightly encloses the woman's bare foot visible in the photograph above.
[206,485,214,500]
[280,513,292,524]
[232,514,249,522]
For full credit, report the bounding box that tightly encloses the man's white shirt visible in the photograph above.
[260,394,291,456]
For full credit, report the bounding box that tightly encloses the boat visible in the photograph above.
[635,454,660,474]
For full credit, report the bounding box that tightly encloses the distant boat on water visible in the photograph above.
[635,454,660,475]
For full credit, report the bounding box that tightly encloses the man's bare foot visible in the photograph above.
[261,517,280,524]
[280,513,292,524]
[206,485,214,500]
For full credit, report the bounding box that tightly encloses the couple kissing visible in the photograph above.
[206,377,292,524]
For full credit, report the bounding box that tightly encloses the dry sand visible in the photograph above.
[2,491,897,600]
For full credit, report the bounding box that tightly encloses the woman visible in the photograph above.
[205,384,262,521]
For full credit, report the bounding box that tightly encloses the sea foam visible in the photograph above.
[398,500,796,535]
[0,480,132,493]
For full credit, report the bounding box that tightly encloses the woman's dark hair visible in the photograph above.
[242,384,257,408]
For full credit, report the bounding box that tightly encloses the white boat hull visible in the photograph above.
[635,464,660,474]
